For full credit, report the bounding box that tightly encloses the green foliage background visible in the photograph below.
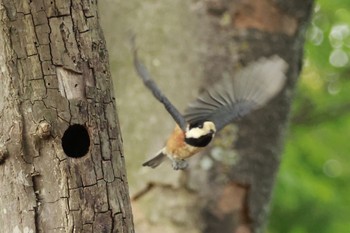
[268,1,350,232]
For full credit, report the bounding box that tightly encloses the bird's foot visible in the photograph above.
[172,160,188,170]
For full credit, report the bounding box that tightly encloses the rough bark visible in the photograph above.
[100,0,313,233]
[0,1,134,232]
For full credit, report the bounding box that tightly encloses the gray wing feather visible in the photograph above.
[184,56,288,131]
[132,40,187,130]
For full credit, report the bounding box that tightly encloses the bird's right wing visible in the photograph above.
[184,56,288,131]
[131,38,188,131]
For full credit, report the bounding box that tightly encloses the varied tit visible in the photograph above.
[132,41,288,170]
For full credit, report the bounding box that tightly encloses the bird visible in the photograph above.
[131,40,288,170]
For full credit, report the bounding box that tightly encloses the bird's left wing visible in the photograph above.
[184,56,288,131]
[131,39,187,131]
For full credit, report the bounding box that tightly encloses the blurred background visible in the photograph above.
[100,0,350,232]
[269,1,350,232]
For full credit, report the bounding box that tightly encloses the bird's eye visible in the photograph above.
[189,122,204,129]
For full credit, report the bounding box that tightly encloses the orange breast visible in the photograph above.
[165,125,202,160]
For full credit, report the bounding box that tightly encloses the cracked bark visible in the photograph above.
[123,0,313,233]
[0,0,134,232]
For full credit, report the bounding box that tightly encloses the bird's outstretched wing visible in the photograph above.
[184,56,288,132]
[131,38,188,131]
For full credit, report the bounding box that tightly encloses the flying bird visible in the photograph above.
[132,41,288,170]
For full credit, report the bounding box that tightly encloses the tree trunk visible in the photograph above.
[102,1,313,233]
[195,1,314,232]
[0,1,134,232]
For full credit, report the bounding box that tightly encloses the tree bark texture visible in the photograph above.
[0,1,134,232]
[100,1,313,233]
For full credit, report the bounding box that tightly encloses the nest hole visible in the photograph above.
[62,124,90,158]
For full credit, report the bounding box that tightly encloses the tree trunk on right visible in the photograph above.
[195,1,314,232]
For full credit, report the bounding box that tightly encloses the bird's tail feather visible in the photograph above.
[142,149,166,168]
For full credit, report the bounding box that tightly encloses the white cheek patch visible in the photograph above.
[186,128,207,139]
[185,122,216,139]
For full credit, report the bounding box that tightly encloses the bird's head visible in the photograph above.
[185,121,216,147]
